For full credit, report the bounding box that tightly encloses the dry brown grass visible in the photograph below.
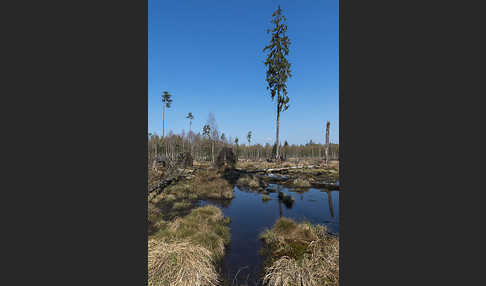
[262,238,339,286]
[148,239,219,286]
[151,169,234,204]
[261,218,317,245]
[152,205,231,260]
[192,169,234,199]
[292,178,311,187]
[236,175,261,189]
[260,218,339,286]
[148,202,163,234]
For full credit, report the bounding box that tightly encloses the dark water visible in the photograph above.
[200,184,339,285]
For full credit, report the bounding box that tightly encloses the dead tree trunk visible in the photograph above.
[275,96,280,162]
[162,104,165,138]
[155,140,157,159]
[211,140,214,163]
[325,121,330,167]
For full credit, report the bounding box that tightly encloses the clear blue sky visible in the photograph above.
[149,0,339,145]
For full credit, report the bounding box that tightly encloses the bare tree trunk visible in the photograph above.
[165,139,168,158]
[275,98,280,162]
[189,121,192,156]
[155,140,157,158]
[162,105,165,138]
[211,140,214,163]
[325,121,330,167]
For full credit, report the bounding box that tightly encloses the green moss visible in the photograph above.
[278,240,309,260]
[274,217,298,234]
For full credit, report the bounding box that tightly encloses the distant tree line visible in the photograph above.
[148,130,338,164]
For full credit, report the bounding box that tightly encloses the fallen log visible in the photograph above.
[149,169,191,195]
[265,165,316,172]
[235,165,319,174]
[234,168,266,174]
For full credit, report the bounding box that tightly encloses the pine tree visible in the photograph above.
[161,91,173,138]
[247,131,252,159]
[203,124,211,162]
[186,112,194,154]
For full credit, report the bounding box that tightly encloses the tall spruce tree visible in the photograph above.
[264,5,291,162]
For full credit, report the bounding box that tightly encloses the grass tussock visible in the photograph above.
[292,178,311,187]
[192,169,235,200]
[260,218,339,286]
[262,194,271,202]
[152,205,231,260]
[236,175,261,189]
[260,218,317,247]
[148,239,219,286]
[172,201,192,211]
[150,169,235,205]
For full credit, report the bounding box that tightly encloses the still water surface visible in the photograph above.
[200,184,339,285]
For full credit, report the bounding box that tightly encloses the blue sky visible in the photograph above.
[148,0,339,145]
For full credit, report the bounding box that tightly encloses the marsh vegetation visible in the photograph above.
[260,218,339,286]
[148,155,339,285]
